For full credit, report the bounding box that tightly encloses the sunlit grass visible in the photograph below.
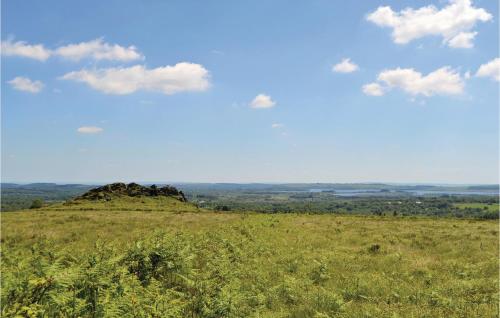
[2,199,498,317]
[454,202,499,212]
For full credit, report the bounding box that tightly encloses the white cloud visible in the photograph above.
[54,38,143,62]
[447,31,477,48]
[60,63,211,95]
[367,0,492,48]
[77,126,103,134]
[271,123,285,129]
[476,58,500,81]
[332,58,359,73]
[379,67,464,96]
[365,67,464,97]
[8,76,44,93]
[362,82,385,96]
[1,40,51,61]
[2,38,143,62]
[250,94,276,109]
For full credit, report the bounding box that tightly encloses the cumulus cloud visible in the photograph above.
[367,0,492,48]
[271,123,285,129]
[364,67,464,97]
[77,126,103,134]
[476,58,500,81]
[1,40,51,61]
[250,94,276,109]
[362,82,385,96]
[1,38,143,62]
[447,31,477,48]
[332,58,359,73]
[60,63,211,95]
[54,38,143,62]
[8,76,44,93]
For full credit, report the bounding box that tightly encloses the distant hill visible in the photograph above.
[174,182,500,194]
[467,185,499,190]
[38,183,199,214]
[1,182,189,212]
[3,182,498,212]
[1,183,94,211]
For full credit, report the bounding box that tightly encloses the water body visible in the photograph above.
[276,189,498,197]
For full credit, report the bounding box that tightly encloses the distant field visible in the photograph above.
[2,199,498,317]
[454,203,499,212]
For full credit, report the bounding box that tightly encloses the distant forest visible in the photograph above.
[1,183,498,219]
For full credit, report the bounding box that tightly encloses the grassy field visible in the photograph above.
[455,202,499,212]
[2,197,498,317]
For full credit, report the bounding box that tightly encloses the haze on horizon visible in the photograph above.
[2,0,499,184]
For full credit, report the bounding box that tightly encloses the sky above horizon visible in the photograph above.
[1,0,499,184]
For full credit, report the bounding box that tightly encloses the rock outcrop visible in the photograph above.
[77,182,187,202]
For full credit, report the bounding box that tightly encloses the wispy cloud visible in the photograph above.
[1,38,143,62]
[8,76,44,93]
[54,38,143,62]
[1,40,51,61]
[77,126,103,134]
[362,83,384,96]
[60,63,211,95]
[211,49,224,55]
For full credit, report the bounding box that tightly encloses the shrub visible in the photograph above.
[30,199,44,209]
[368,244,381,254]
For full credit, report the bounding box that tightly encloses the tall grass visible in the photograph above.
[2,203,498,317]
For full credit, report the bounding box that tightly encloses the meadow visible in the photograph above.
[2,195,498,317]
[454,203,499,212]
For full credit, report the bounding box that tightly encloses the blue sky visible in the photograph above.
[1,0,498,184]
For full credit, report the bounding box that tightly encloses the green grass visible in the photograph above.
[2,197,498,317]
[48,194,201,212]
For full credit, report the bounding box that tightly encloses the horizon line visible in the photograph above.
[1,180,499,187]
